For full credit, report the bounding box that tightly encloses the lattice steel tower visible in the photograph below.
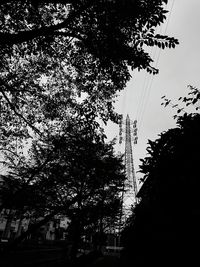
[119,114,138,220]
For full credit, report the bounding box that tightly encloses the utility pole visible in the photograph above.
[119,114,138,223]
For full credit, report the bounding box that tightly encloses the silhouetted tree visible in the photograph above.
[0,0,179,145]
[121,86,200,266]
[0,1,178,141]
[1,120,125,254]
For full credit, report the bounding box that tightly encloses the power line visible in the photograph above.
[137,0,175,134]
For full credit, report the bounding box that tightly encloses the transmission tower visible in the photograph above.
[119,114,138,222]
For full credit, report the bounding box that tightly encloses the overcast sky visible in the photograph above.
[105,0,200,183]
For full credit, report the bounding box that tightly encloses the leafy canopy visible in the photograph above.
[0,0,179,175]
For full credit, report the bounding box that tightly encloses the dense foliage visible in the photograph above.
[0,120,125,251]
[121,86,200,266]
[0,0,178,141]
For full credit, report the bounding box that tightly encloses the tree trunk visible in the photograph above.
[2,209,14,240]
[15,214,24,238]
[69,219,81,261]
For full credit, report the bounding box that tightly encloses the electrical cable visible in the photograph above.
[117,0,174,148]
[137,0,175,134]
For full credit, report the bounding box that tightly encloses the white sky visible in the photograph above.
[105,0,200,182]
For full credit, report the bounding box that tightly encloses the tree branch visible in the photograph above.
[0,148,21,158]
[0,79,42,136]
[0,1,91,46]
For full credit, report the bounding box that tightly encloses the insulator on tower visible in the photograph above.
[133,128,137,136]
